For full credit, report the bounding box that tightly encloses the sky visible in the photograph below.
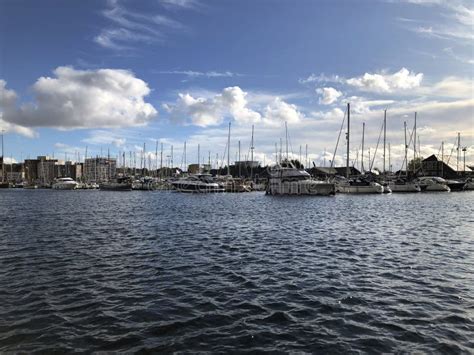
[0,0,473,170]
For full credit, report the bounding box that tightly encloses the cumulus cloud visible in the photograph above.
[316,87,343,105]
[346,68,423,93]
[164,86,306,127]
[2,66,157,129]
[0,80,37,137]
[263,98,303,126]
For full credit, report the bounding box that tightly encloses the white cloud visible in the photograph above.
[82,130,127,147]
[95,0,187,50]
[346,68,423,93]
[263,98,303,126]
[0,80,37,137]
[159,0,200,10]
[164,87,305,128]
[316,87,342,105]
[155,70,241,79]
[2,66,157,129]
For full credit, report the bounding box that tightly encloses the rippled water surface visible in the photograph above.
[1,190,473,353]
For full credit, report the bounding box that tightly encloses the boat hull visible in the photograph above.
[172,182,224,193]
[336,183,383,194]
[99,183,132,191]
[268,181,335,196]
[52,183,77,190]
[389,183,421,193]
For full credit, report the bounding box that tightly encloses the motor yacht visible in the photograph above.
[267,161,335,196]
[52,177,78,190]
[415,177,450,192]
[171,174,224,193]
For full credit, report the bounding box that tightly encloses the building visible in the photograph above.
[421,154,472,178]
[37,156,59,185]
[24,159,39,183]
[84,157,116,182]
[6,163,24,183]
[64,161,83,181]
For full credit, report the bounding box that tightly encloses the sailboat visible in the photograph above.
[388,118,420,193]
[335,103,383,194]
[0,131,9,188]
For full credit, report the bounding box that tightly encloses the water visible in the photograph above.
[1,190,473,353]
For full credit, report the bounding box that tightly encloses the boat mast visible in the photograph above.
[250,125,254,180]
[155,140,158,177]
[388,142,391,173]
[160,143,163,179]
[227,121,231,176]
[441,141,444,178]
[346,103,350,178]
[305,144,308,169]
[457,132,460,174]
[413,112,417,176]
[238,140,241,177]
[383,109,387,177]
[184,141,187,173]
[1,129,4,183]
[361,122,365,173]
[404,121,408,179]
[285,121,289,160]
[198,143,200,173]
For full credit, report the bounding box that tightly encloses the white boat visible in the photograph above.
[388,179,421,193]
[171,174,224,193]
[267,161,335,196]
[216,175,252,193]
[463,178,474,191]
[52,177,78,190]
[335,177,384,194]
[415,177,450,192]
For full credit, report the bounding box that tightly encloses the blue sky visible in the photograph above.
[0,0,472,169]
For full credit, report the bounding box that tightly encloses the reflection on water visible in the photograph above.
[0,190,473,352]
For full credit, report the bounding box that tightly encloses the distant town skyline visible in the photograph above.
[0,0,473,169]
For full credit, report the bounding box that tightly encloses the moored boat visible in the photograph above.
[267,161,335,196]
[99,177,133,191]
[52,177,78,190]
[171,174,224,193]
[415,177,450,192]
[388,179,421,193]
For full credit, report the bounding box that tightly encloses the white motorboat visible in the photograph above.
[463,178,474,191]
[267,161,335,196]
[388,179,421,193]
[335,177,384,194]
[52,177,78,190]
[415,177,450,192]
[171,174,224,193]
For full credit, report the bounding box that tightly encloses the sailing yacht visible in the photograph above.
[388,178,421,193]
[99,176,133,191]
[267,160,335,196]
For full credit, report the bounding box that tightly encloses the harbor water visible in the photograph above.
[1,190,473,352]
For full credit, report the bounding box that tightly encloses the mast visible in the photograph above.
[413,112,417,175]
[457,132,460,174]
[1,130,4,183]
[441,141,444,178]
[361,122,365,173]
[184,141,187,172]
[404,121,408,178]
[388,142,391,173]
[155,140,158,177]
[250,125,254,180]
[346,103,350,178]
[275,143,278,164]
[160,143,163,179]
[171,145,174,175]
[285,121,289,160]
[238,140,241,177]
[227,121,231,176]
[198,143,200,173]
[383,109,387,176]
[305,144,308,169]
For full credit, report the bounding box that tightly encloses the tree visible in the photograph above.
[407,157,423,172]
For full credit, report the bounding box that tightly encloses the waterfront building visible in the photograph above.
[84,157,116,183]
[37,156,59,186]
[422,155,472,179]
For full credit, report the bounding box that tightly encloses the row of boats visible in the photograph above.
[18,160,473,195]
